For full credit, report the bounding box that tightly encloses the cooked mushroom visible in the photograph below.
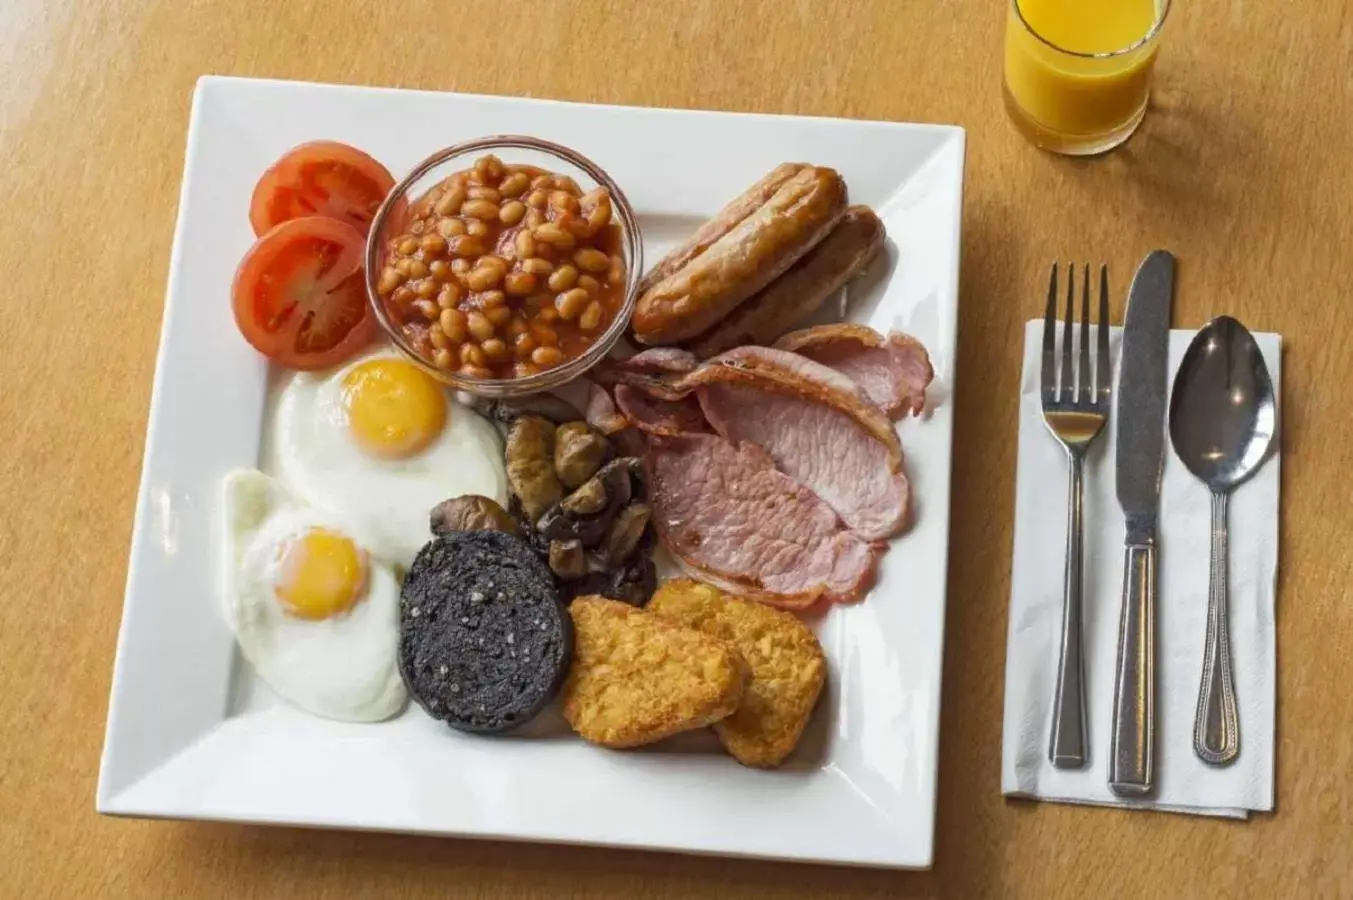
[599,503,651,566]
[593,457,641,508]
[430,495,518,537]
[548,539,588,580]
[536,502,611,547]
[561,555,657,607]
[561,476,608,516]
[554,422,610,489]
[505,415,562,524]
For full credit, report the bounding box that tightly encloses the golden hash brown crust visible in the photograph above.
[562,595,748,748]
[649,579,826,767]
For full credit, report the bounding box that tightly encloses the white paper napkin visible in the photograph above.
[1001,320,1280,818]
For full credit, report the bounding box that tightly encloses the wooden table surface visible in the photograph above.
[3,0,1351,896]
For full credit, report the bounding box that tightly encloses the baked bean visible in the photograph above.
[553,175,581,194]
[559,212,591,238]
[574,248,609,273]
[421,233,447,255]
[481,338,509,362]
[450,236,486,258]
[479,289,507,308]
[499,200,526,226]
[408,259,429,279]
[578,274,601,295]
[508,315,531,337]
[410,220,426,235]
[531,322,559,346]
[435,186,467,216]
[579,300,604,332]
[437,282,461,309]
[461,344,487,368]
[479,254,508,273]
[513,333,536,358]
[524,208,546,230]
[429,324,450,350]
[414,278,438,298]
[530,174,551,190]
[395,258,414,276]
[467,266,503,292]
[462,199,499,221]
[521,257,553,276]
[460,364,494,379]
[474,154,504,184]
[550,191,580,215]
[466,311,495,341]
[438,217,467,238]
[433,348,454,369]
[499,172,529,197]
[581,189,612,234]
[514,230,537,259]
[537,306,560,324]
[526,189,548,209]
[398,237,419,255]
[534,223,575,249]
[504,271,538,296]
[440,308,468,341]
[607,254,624,285]
[468,186,501,203]
[391,284,414,308]
[377,267,401,296]
[466,220,490,238]
[548,264,579,292]
[485,304,513,326]
[555,288,589,320]
[429,260,452,282]
[531,346,565,368]
[414,299,440,320]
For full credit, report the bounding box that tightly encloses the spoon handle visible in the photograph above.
[1195,490,1240,765]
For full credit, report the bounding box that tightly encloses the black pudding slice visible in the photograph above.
[399,530,572,734]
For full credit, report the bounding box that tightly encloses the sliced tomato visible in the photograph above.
[232,217,377,370]
[249,141,395,237]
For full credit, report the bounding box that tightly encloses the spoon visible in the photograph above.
[1168,316,1277,766]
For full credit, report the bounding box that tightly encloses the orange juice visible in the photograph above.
[1003,0,1166,154]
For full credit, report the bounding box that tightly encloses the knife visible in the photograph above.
[1109,249,1175,797]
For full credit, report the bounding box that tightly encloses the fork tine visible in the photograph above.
[1097,264,1111,403]
[1078,264,1091,405]
[1041,263,1057,404]
[1059,262,1074,404]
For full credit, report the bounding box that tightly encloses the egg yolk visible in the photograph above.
[275,528,369,620]
[341,358,448,459]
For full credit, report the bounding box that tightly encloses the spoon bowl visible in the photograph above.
[1168,315,1277,767]
[1169,316,1277,492]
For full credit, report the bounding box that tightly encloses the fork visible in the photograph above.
[1041,262,1111,770]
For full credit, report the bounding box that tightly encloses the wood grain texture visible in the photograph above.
[1,0,1351,897]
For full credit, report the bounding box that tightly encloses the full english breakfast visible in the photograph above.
[221,138,934,767]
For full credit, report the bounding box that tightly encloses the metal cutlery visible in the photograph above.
[1040,262,1111,770]
[1109,249,1175,797]
[1169,316,1277,766]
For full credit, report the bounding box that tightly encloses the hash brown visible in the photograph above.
[649,579,826,767]
[562,595,748,748]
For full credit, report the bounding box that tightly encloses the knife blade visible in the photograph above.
[1109,249,1175,798]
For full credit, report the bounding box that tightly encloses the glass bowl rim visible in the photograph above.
[363,134,643,397]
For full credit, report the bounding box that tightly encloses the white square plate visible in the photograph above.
[98,76,965,869]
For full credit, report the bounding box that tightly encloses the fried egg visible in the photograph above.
[222,469,407,722]
[266,348,508,567]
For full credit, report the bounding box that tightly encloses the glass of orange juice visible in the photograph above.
[1003,0,1170,155]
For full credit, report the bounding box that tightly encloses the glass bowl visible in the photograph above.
[364,135,643,398]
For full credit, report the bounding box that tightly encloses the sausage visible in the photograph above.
[637,163,807,295]
[631,166,847,345]
[688,206,884,358]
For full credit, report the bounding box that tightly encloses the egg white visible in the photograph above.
[222,469,407,723]
[264,347,508,569]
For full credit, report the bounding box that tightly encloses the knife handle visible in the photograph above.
[1110,541,1156,797]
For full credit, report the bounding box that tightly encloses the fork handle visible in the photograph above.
[1110,540,1156,797]
[1049,454,1089,769]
